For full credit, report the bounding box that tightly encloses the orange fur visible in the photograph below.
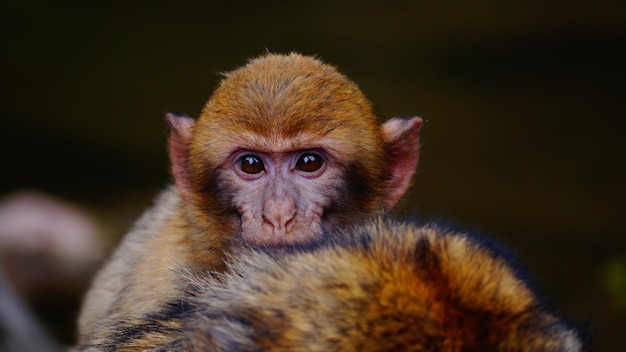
[188,53,401,213]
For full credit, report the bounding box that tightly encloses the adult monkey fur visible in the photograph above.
[77,53,423,342]
[76,218,583,351]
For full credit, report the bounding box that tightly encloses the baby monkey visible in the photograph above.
[76,218,583,351]
[77,53,423,342]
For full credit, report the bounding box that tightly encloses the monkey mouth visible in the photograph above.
[239,220,321,247]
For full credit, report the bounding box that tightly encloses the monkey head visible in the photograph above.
[167,53,422,245]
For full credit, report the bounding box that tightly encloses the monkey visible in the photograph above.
[75,217,583,352]
[76,53,423,344]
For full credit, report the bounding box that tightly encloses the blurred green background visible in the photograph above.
[1,0,624,350]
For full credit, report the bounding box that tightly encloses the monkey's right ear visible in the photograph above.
[166,112,195,200]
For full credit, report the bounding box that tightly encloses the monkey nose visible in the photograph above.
[262,202,297,235]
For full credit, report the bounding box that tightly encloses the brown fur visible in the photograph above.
[77,53,422,343]
[76,218,582,351]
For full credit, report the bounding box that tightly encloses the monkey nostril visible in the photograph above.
[284,211,297,231]
[262,214,275,229]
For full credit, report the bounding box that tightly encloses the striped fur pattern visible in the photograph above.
[77,218,582,351]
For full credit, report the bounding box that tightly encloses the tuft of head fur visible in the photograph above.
[77,218,582,351]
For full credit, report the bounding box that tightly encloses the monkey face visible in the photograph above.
[222,146,344,245]
[167,53,421,247]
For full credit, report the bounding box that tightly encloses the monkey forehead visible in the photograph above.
[199,53,381,139]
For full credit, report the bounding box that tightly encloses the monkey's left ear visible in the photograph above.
[381,116,423,209]
[166,112,196,201]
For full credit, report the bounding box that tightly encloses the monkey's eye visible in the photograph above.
[239,155,265,174]
[296,153,324,173]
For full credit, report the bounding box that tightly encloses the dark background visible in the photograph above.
[1,1,625,350]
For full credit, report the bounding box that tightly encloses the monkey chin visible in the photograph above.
[241,223,324,247]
